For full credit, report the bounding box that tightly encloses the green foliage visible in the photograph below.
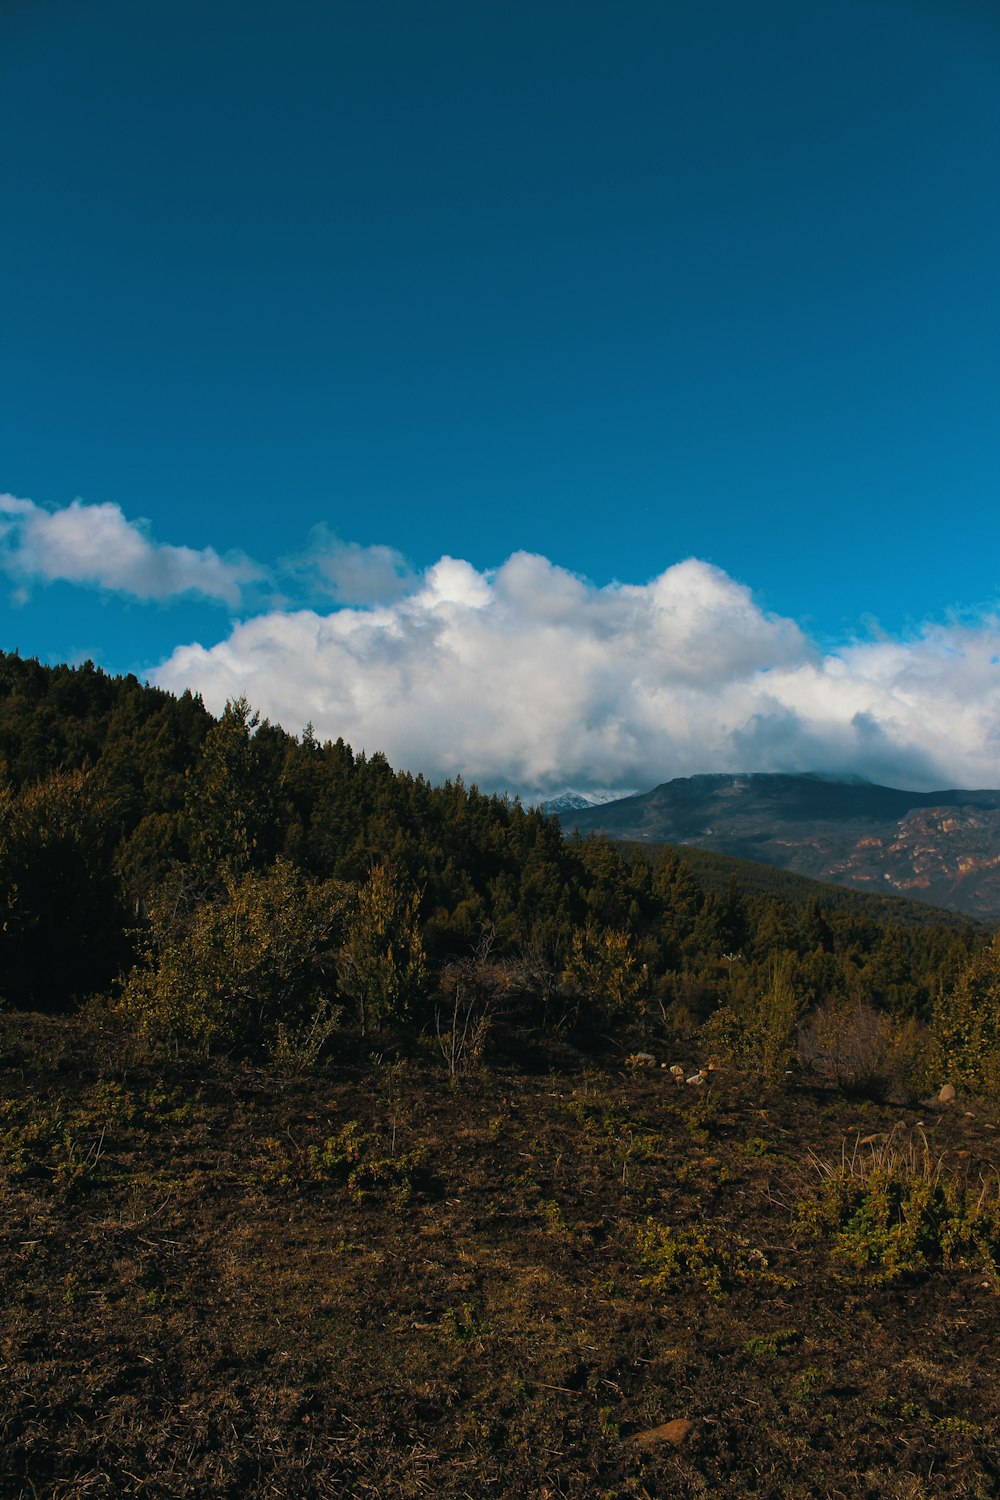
[0,1097,106,1192]
[445,1302,491,1345]
[701,951,803,1085]
[270,996,343,1074]
[117,858,348,1054]
[635,1219,772,1299]
[796,1130,1000,1285]
[338,861,427,1032]
[254,1120,429,1204]
[791,1366,824,1406]
[0,651,984,1059]
[563,916,644,1011]
[743,1328,802,1359]
[184,696,276,879]
[931,934,1000,1096]
[0,768,131,1008]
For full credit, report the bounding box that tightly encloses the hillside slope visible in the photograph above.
[556,773,1000,919]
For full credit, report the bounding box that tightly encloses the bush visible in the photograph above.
[931,936,1000,1097]
[338,861,427,1033]
[116,859,349,1055]
[635,1219,773,1299]
[0,769,130,1009]
[799,998,932,1099]
[796,1127,1000,1285]
[435,927,510,1077]
[701,951,803,1086]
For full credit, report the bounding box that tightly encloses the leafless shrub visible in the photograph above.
[435,927,511,1078]
[798,997,894,1092]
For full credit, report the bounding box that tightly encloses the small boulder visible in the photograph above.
[632,1417,694,1450]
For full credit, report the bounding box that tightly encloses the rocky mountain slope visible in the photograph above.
[555,773,1000,919]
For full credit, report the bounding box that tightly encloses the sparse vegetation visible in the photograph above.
[0,1013,997,1497]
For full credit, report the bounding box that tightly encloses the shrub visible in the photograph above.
[931,936,1000,1097]
[117,859,349,1055]
[701,951,803,1086]
[796,1127,1000,1285]
[0,769,130,1009]
[435,927,510,1077]
[254,1120,429,1204]
[338,861,427,1034]
[563,916,644,1013]
[798,998,893,1092]
[635,1219,773,1299]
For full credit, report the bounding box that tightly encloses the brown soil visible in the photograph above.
[1,1016,998,1498]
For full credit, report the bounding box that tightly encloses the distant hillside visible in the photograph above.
[556,773,1000,921]
[647,841,976,931]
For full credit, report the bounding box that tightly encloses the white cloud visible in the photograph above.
[0,494,262,607]
[150,548,1000,795]
[302,528,418,606]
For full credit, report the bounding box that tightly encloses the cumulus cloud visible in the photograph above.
[150,547,1000,795]
[0,494,263,607]
[289,525,417,606]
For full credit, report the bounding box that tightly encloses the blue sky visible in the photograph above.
[2,1,999,793]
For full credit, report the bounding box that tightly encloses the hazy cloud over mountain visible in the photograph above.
[152,549,1000,796]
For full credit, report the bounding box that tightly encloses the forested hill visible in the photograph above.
[0,651,988,1078]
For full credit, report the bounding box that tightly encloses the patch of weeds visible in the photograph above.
[0,1098,106,1192]
[936,1415,982,1437]
[792,1366,824,1406]
[796,1128,1000,1285]
[610,1128,660,1187]
[537,1197,571,1238]
[635,1219,774,1299]
[743,1328,802,1359]
[562,1096,662,1185]
[140,1082,203,1130]
[597,1406,620,1440]
[0,1017,72,1074]
[741,1136,772,1157]
[445,1302,490,1345]
[679,1095,721,1146]
[80,1079,137,1127]
[254,1121,432,1204]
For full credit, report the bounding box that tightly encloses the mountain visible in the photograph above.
[554,773,1000,920]
[539,789,635,815]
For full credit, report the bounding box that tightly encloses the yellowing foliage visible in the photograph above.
[116,858,348,1054]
